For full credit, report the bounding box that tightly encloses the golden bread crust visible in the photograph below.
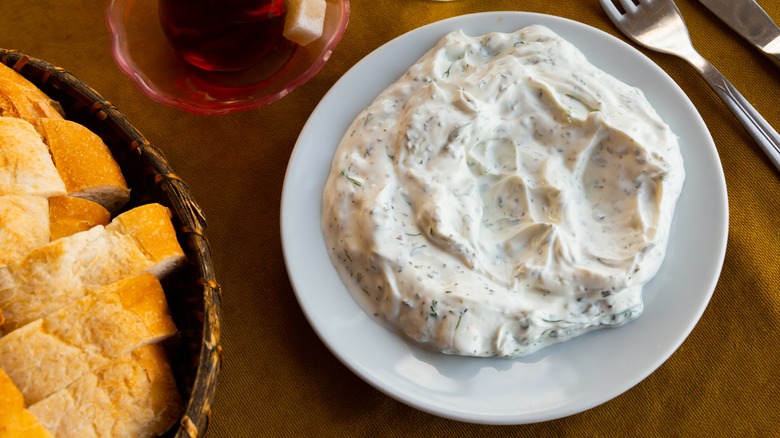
[0,63,63,129]
[40,118,130,213]
[48,195,110,240]
[0,367,53,438]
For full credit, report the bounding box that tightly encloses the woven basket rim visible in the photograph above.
[0,48,222,438]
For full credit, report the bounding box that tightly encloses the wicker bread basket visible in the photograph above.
[0,49,222,438]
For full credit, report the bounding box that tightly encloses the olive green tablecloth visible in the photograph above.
[2,0,779,436]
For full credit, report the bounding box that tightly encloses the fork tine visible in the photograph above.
[615,0,638,14]
[599,0,780,171]
[598,0,624,23]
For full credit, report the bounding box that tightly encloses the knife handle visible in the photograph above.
[699,59,780,172]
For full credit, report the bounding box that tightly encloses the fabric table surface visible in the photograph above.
[1,0,778,436]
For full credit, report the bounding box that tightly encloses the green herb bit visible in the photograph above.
[430,299,438,318]
[442,56,463,78]
[340,169,363,187]
[443,63,454,78]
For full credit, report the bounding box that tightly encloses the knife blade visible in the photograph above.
[697,0,780,65]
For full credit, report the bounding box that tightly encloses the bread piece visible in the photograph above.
[49,195,110,240]
[0,367,53,438]
[0,203,185,331]
[0,62,63,129]
[283,0,326,46]
[0,117,66,197]
[0,195,49,267]
[0,225,140,331]
[0,273,177,405]
[28,344,182,438]
[0,225,111,330]
[40,118,130,213]
[104,203,185,278]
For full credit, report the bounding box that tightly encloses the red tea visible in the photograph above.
[159,0,290,72]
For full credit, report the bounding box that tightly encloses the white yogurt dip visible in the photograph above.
[321,25,685,357]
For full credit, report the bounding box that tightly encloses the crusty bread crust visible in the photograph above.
[0,273,177,405]
[0,63,63,129]
[48,195,110,240]
[40,118,130,213]
[0,117,66,197]
[28,344,182,438]
[0,367,53,438]
[0,195,49,267]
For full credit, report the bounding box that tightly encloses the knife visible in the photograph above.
[697,0,780,65]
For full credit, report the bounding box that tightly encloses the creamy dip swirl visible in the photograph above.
[322,25,685,357]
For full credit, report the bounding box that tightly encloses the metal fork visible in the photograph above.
[599,0,780,172]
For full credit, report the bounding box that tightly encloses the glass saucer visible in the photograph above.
[107,0,350,114]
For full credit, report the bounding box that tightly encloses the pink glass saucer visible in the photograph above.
[107,0,350,114]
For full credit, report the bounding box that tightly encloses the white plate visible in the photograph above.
[281,12,728,424]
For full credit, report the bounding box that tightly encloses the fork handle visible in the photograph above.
[698,61,780,172]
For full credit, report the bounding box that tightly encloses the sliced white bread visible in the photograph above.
[40,118,130,213]
[0,273,178,405]
[0,195,49,267]
[0,62,63,129]
[283,0,326,46]
[0,203,186,331]
[0,117,66,197]
[48,195,110,241]
[104,203,186,279]
[28,344,182,438]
